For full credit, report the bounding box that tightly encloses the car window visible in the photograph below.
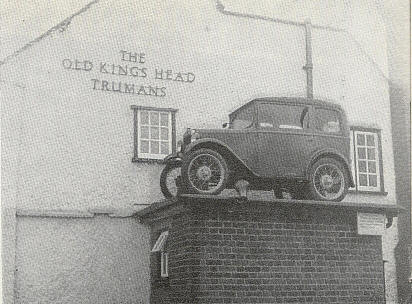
[231,105,254,129]
[313,108,341,133]
[258,103,308,130]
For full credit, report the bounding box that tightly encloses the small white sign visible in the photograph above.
[357,213,385,235]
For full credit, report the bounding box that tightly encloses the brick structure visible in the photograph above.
[137,195,400,304]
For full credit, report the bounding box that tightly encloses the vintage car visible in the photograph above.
[160,97,354,201]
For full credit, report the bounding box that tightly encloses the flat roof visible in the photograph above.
[135,193,403,219]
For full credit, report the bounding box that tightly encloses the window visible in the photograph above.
[151,230,168,253]
[313,108,341,133]
[350,128,384,192]
[230,105,254,129]
[152,231,169,278]
[132,106,177,161]
[161,252,168,278]
[258,103,309,129]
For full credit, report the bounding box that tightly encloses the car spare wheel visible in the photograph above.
[182,148,228,195]
[308,157,348,202]
[160,162,182,199]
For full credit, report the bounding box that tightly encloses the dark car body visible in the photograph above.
[180,97,354,190]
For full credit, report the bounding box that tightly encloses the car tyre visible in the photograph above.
[308,157,348,202]
[182,148,228,195]
[160,162,182,199]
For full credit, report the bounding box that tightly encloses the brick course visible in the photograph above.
[148,199,385,304]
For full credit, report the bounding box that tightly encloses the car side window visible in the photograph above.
[258,103,309,130]
[231,105,254,129]
[313,108,341,133]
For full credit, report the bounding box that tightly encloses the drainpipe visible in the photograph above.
[303,19,313,99]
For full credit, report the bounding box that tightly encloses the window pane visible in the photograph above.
[150,141,159,154]
[359,174,368,186]
[259,103,308,129]
[150,127,159,139]
[314,108,341,133]
[369,175,377,187]
[368,161,376,173]
[358,160,367,172]
[160,113,169,126]
[366,134,375,146]
[358,148,366,159]
[141,126,149,139]
[141,111,149,125]
[357,134,365,145]
[150,112,159,125]
[140,140,149,153]
[161,128,169,140]
[367,148,375,160]
[161,142,169,154]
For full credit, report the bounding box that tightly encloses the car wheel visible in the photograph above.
[308,157,348,202]
[160,163,181,199]
[182,148,228,195]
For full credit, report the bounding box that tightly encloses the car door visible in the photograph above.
[201,103,260,173]
[223,103,260,173]
[256,102,313,178]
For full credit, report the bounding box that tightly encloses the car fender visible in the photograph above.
[184,138,255,174]
[163,152,182,166]
[307,149,355,187]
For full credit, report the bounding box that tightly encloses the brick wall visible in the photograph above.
[148,199,385,304]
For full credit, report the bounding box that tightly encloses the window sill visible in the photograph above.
[132,157,165,164]
[348,190,388,196]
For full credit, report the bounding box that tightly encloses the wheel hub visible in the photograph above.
[320,175,333,189]
[196,166,212,181]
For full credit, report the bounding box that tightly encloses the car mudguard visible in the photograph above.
[163,152,182,166]
[184,138,256,175]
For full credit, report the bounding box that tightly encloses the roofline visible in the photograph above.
[135,194,404,220]
[215,0,388,82]
[230,97,344,117]
[1,0,388,83]
[0,0,99,67]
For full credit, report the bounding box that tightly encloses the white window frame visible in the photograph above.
[350,128,383,192]
[151,230,168,253]
[160,252,169,278]
[131,106,177,161]
[152,230,169,278]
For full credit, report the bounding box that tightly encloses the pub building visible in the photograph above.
[1,1,407,303]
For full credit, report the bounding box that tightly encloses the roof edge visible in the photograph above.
[135,193,404,220]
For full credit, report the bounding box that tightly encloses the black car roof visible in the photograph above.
[230,97,343,117]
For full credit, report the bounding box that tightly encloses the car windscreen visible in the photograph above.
[258,103,309,129]
[231,105,254,129]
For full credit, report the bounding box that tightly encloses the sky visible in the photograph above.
[0,0,410,90]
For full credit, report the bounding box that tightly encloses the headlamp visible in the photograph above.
[190,129,200,142]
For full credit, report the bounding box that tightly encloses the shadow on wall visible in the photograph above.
[390,84,411,303]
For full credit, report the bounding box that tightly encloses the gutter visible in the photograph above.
[215,0,343,33]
